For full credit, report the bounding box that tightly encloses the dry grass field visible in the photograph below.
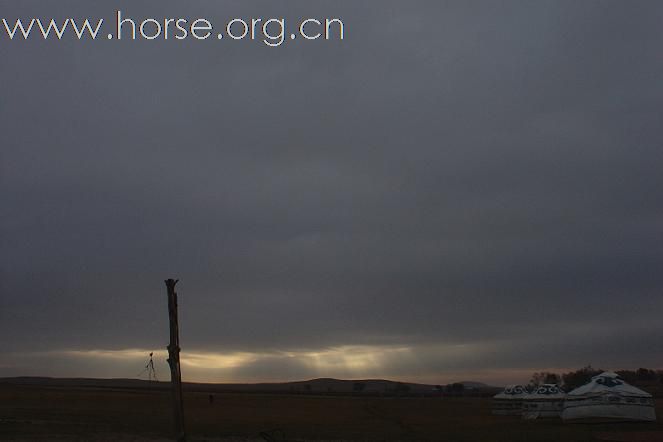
[1,384,662,441]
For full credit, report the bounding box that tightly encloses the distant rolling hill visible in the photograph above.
[0,376,500,396]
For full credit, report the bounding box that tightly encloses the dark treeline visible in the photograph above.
[529,366,663,391]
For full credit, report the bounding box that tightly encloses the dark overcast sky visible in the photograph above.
[1,0,663,385]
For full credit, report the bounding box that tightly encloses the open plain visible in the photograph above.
[1,382,662,442]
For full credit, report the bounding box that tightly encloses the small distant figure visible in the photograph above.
[208,394,214,405]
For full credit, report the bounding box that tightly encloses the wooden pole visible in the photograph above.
[165,278,186,442]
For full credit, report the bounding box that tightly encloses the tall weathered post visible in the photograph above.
[165,278,186,442]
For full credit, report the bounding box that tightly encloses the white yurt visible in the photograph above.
[492,385,529,415]
[521,384,566,419]
[562,372,656,422]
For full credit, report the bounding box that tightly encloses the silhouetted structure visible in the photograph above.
[165,278,186,442]
[138,352,158,382]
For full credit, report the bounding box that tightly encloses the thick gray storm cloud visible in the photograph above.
[1,1,662,385]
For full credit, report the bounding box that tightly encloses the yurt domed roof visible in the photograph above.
[567,372,652,397]
[528,383,566,398]
[494,384,529,399]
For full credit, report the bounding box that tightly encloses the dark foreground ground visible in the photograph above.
[1,385,662,441]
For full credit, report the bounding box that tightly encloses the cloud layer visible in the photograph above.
[2,1,663,385]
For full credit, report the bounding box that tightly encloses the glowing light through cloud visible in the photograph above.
[3,340,604,386]
[53,346,416,381]
[26,344,486,383]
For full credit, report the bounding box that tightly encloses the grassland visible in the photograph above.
[1,384,662,441]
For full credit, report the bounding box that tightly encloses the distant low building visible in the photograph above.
[522,384,566,419]
[562,372,656,422]
[492,385,529,415]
